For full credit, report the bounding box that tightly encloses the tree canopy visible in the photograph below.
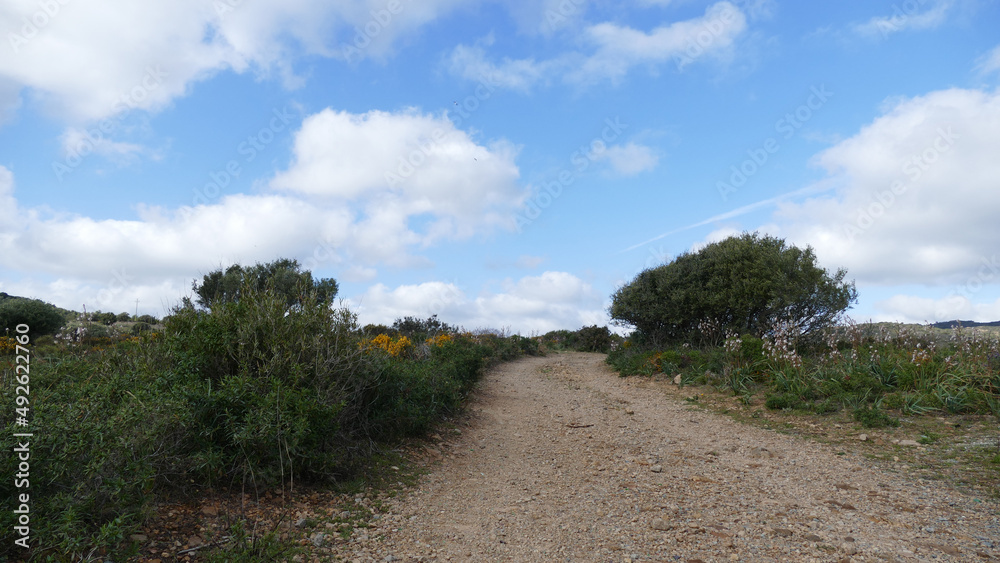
[0,296,66,339]
[610,233,857,343]
[193,258,338,310]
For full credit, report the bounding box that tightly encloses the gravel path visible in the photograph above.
[336,352,999,562]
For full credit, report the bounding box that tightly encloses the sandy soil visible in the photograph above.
[331,352,999,562]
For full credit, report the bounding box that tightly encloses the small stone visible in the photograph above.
[803,534,822,542]
[842,543,857,555]
[673,374,682,385]
[651,464,663,473]
[129,534,148,543]
[858,434,868,441]
[772,528,793,537]
[924,543,961,556]
[899,439,921,447]
[295,518,308,528]
[651,518,673,531]
[834,483,857,491]
[625,408,635,415]
[310,532,326,547]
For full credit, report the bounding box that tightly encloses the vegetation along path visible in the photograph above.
[333,352,998,562]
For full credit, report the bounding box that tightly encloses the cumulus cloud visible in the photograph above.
[270,108,527,261]
[0,105,529,313]
[0,0,465,122]
[352,272,608,334]
[771,88,1000,288]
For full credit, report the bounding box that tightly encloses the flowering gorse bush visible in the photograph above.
[361,333,413,357]
[426,333,453,347]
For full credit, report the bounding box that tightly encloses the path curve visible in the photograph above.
[336,352,998,562]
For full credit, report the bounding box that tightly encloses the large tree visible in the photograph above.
[610,233,857,343]
[193,258,338,309]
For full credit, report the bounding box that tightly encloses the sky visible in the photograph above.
[1,0,999,334]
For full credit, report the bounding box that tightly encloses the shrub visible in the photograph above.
[0,297,65,339]
[853,405,900,428]
[610,232,857,344]
[574,325,614,353]
[765,393,801,410]
[193,257,338,309]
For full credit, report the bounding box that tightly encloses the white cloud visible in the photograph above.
[592,142,660,176]
[352,272,608,334]
[0,104,531,311]
[270,108,528,261]
[873,294,1000,324]
[60,127,146,162]
[0,166,19,232]
[976,44,1000,76]
[771,88,1000,288]
[0,0,465,122]
[852,0,953,39]
[570,1,748,83]
[447,42,560,92]
[448,2,749,90]
[515,255,547,269]
[690,226,742,253]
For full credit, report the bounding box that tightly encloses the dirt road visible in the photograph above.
[334,352,998,562]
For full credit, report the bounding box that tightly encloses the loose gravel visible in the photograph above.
[332,352,999,562]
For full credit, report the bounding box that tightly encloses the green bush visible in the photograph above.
[0,272,534,560]
[853,405,900,428]
[0,297,65,338]
[609,232,857,344]
[765,393,801,410]
[575,325,613,353]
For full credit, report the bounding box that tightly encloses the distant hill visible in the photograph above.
[930,320,1000,329]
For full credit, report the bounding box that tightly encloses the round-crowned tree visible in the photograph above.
[610,233,857,344]
[0,297,66,339]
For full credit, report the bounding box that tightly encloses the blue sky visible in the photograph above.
[2,0,999,333]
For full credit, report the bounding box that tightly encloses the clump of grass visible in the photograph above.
[853,405,900,428]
